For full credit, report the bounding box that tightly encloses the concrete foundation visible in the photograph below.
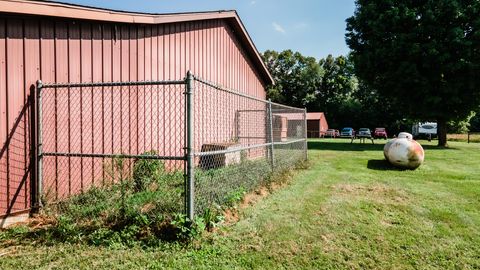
[0,212,29,228]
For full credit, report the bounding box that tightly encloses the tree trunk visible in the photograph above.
[437,119,448,147]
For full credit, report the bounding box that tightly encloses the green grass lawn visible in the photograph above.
[1,139,480,269]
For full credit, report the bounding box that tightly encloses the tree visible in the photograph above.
[353,81,404,133]
[316,55,357,112]
[262,50,322,108]
[447,111,476,133]
[346,0,480,146]
[262,50,359,114]
[469,108,480,132]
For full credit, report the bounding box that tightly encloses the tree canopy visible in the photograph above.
[262,50,406,132]
[262,50,322,108]
[345,0,480,146]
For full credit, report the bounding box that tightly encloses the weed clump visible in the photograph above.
[132,151,166,192]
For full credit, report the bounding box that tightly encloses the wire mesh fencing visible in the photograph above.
[36,72,307,221]
[270,103,308,172]
[37,81,187,219]
[192,77,307,217]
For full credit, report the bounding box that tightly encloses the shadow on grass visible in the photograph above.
[422,145,458,150]
[308,141,384,151]
[366,159,407,171]
[308,140,458,152]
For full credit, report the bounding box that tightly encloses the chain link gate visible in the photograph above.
[35,72,307,221]
[35,78,190,219]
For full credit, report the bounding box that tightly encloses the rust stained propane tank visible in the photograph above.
[383,132,424,169]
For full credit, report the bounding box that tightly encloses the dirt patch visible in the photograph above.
[8,214,57,230]
[315,205,328,216]
[140,203,155,214]
[380,219,394,227]
[240,187,269,208]
[223,208,240,223]
[332,183,410,205]
[223,179,292,225]
[223,187,271,224]
[0,246,17,257]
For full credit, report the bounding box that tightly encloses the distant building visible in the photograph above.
[306,112,329,138]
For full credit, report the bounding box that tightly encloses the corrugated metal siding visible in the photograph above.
[0,15,267,218]
[320,115,329,132]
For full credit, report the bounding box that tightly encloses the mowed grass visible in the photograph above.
[1,139,480,269]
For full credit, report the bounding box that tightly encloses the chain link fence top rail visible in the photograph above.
[37,72,307,220]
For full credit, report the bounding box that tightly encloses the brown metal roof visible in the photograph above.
[0,0,274,85]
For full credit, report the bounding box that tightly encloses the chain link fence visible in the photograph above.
[192,77,307,216]
[36,72,307,221]
[37,81,187,220]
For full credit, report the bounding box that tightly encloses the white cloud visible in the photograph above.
[272,22,286,34]
[294,22,309,30]
[250,0,256,5]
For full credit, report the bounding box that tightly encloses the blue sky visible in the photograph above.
[60,0,356,60]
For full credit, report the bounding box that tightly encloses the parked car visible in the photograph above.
[325,129,339,138]
[340,127,355,138]
[374,127,388,139]
[357,128,372,137]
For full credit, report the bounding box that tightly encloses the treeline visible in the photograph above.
[262,49,480,134]
[345,0,480,146]
[263,0,480,146]
[262,50,409,134]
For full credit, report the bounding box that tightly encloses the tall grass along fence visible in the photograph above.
[447,133,480,143]
[34,71,307,238]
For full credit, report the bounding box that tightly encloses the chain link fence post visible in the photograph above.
[304,108,308,161]
[36,80,44,209]
[185,71,195,220]
[268,99,275,170]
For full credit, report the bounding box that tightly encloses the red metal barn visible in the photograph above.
[306,112,328,138]
[0,0,274,226]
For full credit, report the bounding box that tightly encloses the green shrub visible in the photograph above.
[171,213,206,241]
[224,187,247,207]
[51,216,82,243]
[0,225,29,241]
[56,186,111,220]
[132,151,165,192]
[201,208,224,231]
